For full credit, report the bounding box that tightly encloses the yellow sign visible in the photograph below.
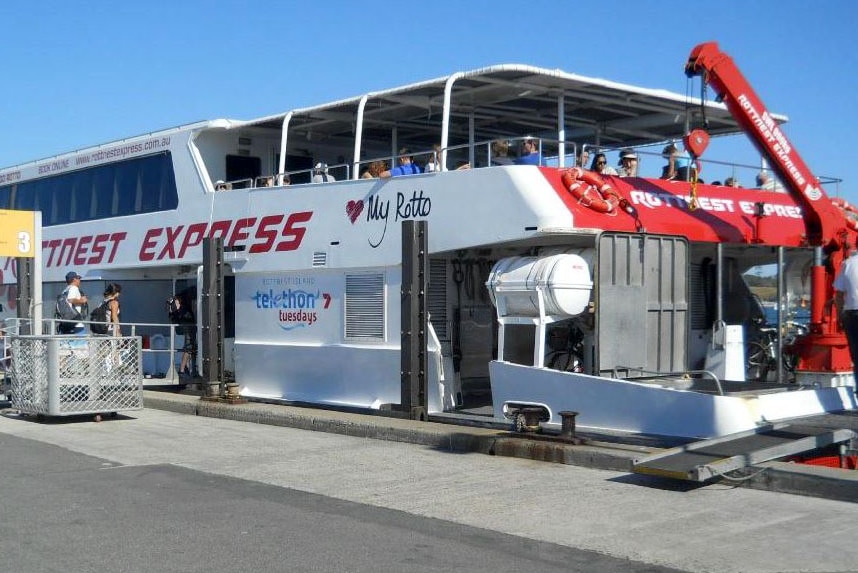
[0,209,36,257]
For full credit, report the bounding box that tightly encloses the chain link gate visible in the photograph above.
[9,335,143,416]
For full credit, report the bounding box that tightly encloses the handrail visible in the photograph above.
[8,317,195,384]
[612,364,724,396]
[273,162,351,187]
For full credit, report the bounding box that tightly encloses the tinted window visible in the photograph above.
[0,152,178,225]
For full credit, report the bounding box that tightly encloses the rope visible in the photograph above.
[717,466,769,482]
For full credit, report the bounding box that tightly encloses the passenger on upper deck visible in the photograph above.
[724,177,741,188]
[361,160,387,179]
[576,147,590,168]
[214,180,232,191]
[756,170,783,192]
[590,152,618,176]
[379,148,422,177]
[661,143,693,181]
[515,137,541,165]
[425,145,444,172]
[491,140,514,166]
[616,149,639,177]
[426,144,470,172]
[312,163,336,183]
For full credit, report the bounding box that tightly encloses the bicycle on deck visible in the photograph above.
[746,319,809,382]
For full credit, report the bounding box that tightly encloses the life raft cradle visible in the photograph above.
[632,422,856,482]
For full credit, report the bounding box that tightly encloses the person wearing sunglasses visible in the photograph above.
[589,152,617,175]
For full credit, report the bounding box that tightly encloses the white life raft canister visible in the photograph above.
[486,253,593,317]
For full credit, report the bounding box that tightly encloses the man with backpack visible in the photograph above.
[56,271,88,334]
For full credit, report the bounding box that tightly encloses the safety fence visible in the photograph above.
[3,318,196,386]
[9,335,143,416]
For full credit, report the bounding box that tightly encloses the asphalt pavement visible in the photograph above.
[1,398,858,572]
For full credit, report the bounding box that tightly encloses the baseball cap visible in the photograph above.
[65,271,82,282]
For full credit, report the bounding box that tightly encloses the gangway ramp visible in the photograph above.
[632,424,856,482]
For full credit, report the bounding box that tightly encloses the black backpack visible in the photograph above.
[89,300,111,335]
[55,289,82,334]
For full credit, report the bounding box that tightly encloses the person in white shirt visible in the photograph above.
[63,271,88,334]
[616,149,639,177]
[312,163,336,183]
[590,152,618,176]
[756,170,784,192]
[834,253,858,395]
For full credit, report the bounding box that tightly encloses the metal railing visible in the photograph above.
[9,334,143,416]
[3,318,195,386]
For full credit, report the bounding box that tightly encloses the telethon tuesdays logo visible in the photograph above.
[253,288,332,331]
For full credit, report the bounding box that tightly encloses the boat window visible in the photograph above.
[225,155,261,189]
[1,151,178,226]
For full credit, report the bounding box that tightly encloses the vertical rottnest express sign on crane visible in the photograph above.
[0,208,36,257]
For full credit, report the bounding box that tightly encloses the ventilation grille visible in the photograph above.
[345,273,384,339]
[689,262,710,329]
[312,251,327,267]
[428,259,448,340]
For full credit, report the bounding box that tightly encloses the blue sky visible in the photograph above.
[2,1,855,198]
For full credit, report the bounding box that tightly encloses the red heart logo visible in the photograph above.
[346,200,364,224]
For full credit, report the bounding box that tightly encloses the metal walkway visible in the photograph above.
[632,423,857,482]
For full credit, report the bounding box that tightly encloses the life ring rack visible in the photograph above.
[832,197,858,232]
[560,167,623,214]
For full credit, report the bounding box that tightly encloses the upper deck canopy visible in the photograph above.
[240,63,784,151]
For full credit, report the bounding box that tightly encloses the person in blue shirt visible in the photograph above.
[515,137,541,165]
[661,142,693,180]
[380,148,422,177]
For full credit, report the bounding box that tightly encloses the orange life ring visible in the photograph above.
[832,198,858,232]
[560,167,620,214]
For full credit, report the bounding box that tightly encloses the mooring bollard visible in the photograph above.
[559,410,580,442]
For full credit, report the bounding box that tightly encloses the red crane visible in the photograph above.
[684,41,853,376]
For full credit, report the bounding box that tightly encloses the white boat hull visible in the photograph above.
[490,361,857,439]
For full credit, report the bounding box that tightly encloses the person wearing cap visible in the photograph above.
[515,137,541,166]
[312,162,336,183]
[63,271,88,334]
[617,149,639,177]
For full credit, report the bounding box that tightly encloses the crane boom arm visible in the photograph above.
[685,41,843,249]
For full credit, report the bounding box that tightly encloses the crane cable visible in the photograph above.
[685,75,710,212]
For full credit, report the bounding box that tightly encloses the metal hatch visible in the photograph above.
[632,423,857,482]
[597,233,688,376]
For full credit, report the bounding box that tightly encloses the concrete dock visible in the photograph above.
[143,390,858,503]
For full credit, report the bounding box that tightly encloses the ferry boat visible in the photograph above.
[1,42,855,439]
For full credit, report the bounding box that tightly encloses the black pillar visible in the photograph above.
[401,220,428,420]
